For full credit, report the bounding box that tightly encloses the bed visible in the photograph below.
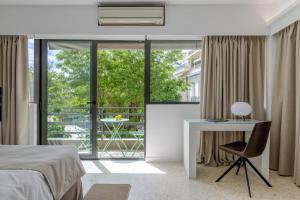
[0,145,85,200]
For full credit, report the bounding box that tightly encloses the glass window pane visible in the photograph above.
[150,40,201,103]
[97,42,145,159]
[28,39,34,103]
[46,41,92,155]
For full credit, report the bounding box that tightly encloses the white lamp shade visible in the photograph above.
[231,102,252,116]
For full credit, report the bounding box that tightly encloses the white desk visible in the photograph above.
[183,119,269,179]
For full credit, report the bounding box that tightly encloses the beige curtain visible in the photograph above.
[0,36,28,145]
[199,36,266,166]
[270,20,300,186]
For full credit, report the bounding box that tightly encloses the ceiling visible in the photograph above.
[0,0,284,6]
[0,0,297,23]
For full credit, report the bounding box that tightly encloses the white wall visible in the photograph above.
[269,2,300,34]
[146,104,200,161]
[0,5,269,36]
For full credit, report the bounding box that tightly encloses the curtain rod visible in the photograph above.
[31,34,203,41]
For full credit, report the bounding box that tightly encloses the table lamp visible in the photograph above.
[231,102,252,142]
[231,102,252,119]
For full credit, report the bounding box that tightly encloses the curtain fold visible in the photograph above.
[270,20,300,186]
[0,36,28,145]
[199,36,266,166]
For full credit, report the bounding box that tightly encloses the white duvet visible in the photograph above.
[0,170,53,200]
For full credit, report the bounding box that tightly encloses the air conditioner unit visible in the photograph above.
[98,6,165,26]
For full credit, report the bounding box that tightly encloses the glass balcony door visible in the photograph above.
[97,42,145,159]
[41,40,145,159]
[42,41,97,159]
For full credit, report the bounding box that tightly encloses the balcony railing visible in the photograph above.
[47,106,145,158]
[47,106,144,139]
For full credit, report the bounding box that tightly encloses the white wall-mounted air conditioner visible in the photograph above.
[98,6,165,26]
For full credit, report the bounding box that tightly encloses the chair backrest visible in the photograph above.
[243,121,272,158]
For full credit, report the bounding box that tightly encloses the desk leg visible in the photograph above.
[184,122,199,179]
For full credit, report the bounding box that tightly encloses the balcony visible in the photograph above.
[47,106,145,159]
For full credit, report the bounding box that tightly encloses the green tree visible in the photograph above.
[97,50,145,107]
[150,49,187,102]
[48,48,187,110]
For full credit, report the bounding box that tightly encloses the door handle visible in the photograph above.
[87,101,96,105]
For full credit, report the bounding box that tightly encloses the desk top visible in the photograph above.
[184,119,259,124]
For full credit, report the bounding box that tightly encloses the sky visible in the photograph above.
[28,39,61,71]
[28,39,34,68]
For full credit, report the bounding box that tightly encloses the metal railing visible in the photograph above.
[47,106,145,139]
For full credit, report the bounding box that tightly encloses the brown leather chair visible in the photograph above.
[215,121,272,197]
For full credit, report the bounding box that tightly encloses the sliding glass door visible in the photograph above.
[41,40,145,159]
[41,41,96,158]
[97,42,145,158]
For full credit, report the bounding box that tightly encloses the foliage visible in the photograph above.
[48,48,187,110]
[97,50,145,107]
[150,49,188,102]
[48,124,71,138]
[48,49,90,112]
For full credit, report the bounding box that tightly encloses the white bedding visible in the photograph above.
[0,145,85,200]
[0,170,53,200]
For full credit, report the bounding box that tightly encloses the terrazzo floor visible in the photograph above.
[81,160,300,200]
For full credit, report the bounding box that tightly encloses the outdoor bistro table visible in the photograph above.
[100,118,129,157]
